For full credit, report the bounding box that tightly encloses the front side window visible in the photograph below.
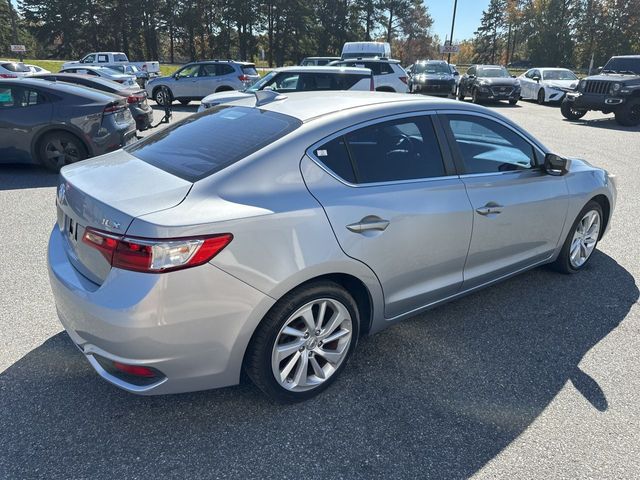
[446,115,535,174]
[176,65,200,78]
[314,116,446,184]
[126,106,302,182]
[82,55,95,63]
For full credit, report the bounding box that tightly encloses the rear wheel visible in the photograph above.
[614,99,640,127]
[154,87,172,106]
[552,201,603,274]
[561,98,587,120]
[38,131,88,172]
[245,281,359,403]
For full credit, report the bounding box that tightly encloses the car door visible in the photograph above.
[441,112,569,290]
[197,63,220,97]
[172,64,201,98]
[519,69,534,99]
[302,113,473,318]
[0,84,53,163]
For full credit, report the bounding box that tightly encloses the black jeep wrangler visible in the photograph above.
[561,55,640,126]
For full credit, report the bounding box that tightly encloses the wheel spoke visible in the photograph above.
[316,344,347,365]
[279,351,301,383]
[300,306,316,332]
[276,340,304,362]
[282,326,305,338]
[309,356,325,379]
[316,300,327,331]
[292,351,308,387]
[321,307,346,337]
[322,328,349,344]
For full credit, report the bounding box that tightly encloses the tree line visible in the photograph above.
[466,0,640,69]
[3,0,437,65]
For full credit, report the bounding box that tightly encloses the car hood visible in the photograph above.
[478,77,519,86]
[544,79,578,90]
[201,90,253,105]
[586,73,640,81]
[413,73,454,83]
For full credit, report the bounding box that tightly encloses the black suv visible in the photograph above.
[458,65,521,105]
[561,55,640,126]
[407,60,457,96]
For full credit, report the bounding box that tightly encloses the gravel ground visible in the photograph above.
[1,99,639,480]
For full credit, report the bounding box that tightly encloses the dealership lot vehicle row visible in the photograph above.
[1,98,639,479]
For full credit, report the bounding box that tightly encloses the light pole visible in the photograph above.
[6,0,22,61]
[447,0,458,64]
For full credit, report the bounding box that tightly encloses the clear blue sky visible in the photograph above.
[428,0,490,42]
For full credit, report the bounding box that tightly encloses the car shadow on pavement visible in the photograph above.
[151,103,199,114]
[0,165,58,191]
[564,118,640,132]
[1,252,636,479]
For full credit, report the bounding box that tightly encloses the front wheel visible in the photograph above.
[561,98,587,120]
[537,88,546,105]
[457,87,465,101]
[471,88,481,104]
[509,98,518,105]
[614,99,640,127]
[552,201,603,274]
[245,281,360,403]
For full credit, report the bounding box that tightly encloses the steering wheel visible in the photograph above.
[388,133,418,156]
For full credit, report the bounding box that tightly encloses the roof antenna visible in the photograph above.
[255,89,287,106]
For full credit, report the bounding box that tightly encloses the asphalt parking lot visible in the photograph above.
[1,99,639,479]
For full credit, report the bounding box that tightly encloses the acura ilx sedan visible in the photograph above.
[48,91,616,402]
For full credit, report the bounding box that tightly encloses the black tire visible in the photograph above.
[561,98,587,120]
[37,131,88,172]
[457,86,465,101]
[551,200,603,274]
[179,99,190,105]
[509,98,518,105]
[614,99,640,127]
[472,88,481,104]
[154,87,172,106]
[537,88,546,105]
[245,281,360,403]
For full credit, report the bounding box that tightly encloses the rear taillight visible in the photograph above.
[370,76,375,91]
[0,73,17,78]
[115,79,125,84]
[127,95,144,104]
[238,74,250,82]
[82,228,233,273]
[103,102,124,114]
[399,76,408,85]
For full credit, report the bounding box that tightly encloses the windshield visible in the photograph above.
[126,106,302,182]
[414,63,450,74]
[245,71,277,92]
[543,69,577,80]
[602,57,640,74]
[1,62,30,73]
[478,67,510,78]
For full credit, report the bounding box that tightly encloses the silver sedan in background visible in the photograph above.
[48,92,616,402]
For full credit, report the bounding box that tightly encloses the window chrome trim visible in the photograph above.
[305,110,456,188]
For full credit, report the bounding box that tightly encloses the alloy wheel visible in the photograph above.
[271,298,353,392]
[44,138,81,168]
[569,210,601,268]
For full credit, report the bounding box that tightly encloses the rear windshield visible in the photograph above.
[242,65,258,75]
[2,62,30,73]
[113,54,128,62]
[126,106,302,182]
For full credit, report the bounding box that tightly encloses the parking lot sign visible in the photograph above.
[10,45,27,53]
[439,44,460,54]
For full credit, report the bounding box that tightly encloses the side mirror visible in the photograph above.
[532,75,541,82]
[596,66,603,74]
[544,153,569,176]
[511,75,516,78]
[453,71,460,76]
[468,74,476,79]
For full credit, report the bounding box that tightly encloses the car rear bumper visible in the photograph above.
[47,226,275,395]
[130,105,154,131]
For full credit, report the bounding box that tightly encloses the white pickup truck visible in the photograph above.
[62,52,160,76]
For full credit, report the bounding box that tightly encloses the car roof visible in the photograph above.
[415,60,447,64]
[303,57,340,60]
[335,58,400,64]
[0,77,122,101]
[611,55,640,59]
[31,73,132,90]
[232,91,485,123]
[273,66,371,74]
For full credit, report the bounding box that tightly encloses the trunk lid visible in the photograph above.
[56,150,192,284]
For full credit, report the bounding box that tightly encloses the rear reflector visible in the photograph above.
[127,95,145,104]
[82,228,233,273]
[113,362,156,378]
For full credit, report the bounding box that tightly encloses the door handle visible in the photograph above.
[346,216,390,233]
[475,202,504,216]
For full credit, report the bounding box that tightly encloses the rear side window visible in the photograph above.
[97,55,109,63]
[242,65,258,75]
[126,106,302,182]
[0,87,45,109]
[114,54,128,62]
[314,116,446,184]
[299,73,369,91]
[217,64,236,76]
[1,62,30,73]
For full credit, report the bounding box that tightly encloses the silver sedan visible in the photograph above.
[48,91,616,402]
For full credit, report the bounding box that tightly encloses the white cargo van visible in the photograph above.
[341,42,391,60]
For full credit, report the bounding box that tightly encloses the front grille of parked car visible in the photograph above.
[422,79,451,86]
[583,80,611,95]
[491,86,514,96]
